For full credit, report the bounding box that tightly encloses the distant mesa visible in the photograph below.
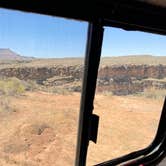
[0,48,34,60]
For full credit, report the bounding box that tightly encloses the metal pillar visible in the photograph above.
[75,22,104,166]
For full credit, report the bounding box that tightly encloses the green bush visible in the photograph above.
[0,77,25,96]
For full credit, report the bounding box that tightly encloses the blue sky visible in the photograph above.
[0,8,166,58]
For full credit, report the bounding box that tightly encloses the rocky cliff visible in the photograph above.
[97,64,166,95]
[0,64,166,95]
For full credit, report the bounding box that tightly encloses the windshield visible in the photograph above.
[87,27,166,165]
[0,8,87,166]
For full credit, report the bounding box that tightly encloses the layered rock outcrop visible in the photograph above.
[97,64,166,95]
[0,64,166,95]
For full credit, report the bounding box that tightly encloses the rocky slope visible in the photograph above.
[98,64,166,95]
[0,48,34,61]
[0,63,166,95]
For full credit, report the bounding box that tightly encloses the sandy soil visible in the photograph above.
[0,92,164,166]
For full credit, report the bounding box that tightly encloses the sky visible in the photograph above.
[0,8,166,58]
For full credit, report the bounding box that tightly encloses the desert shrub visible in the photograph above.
[137,87,166,99]
[23,80,38,91]
[38,86,72,95]
[0,77,25,112]
[0,97,11,112]
[51,87,72,95]
[0,77,25,96]
[101,91,113,96]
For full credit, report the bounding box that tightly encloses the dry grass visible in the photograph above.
[0,92,80,166]
[0,54,165,165]
[144,78,166,82]
[1,55,166,69]
[0,91,164,165]
[0,97,11,112]
[0,78,26,112]
[136,87,166,99]
[0,77,25,96]
[100,55,166,66]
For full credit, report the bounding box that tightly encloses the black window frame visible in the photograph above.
[0,1,166,165]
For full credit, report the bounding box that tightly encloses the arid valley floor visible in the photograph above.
[0,91,163,166]
[0,52,166,165]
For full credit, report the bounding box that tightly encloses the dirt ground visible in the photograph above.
[0,92,164,166]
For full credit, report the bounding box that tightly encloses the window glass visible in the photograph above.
[87,27,166,165]
[0,8,87,166]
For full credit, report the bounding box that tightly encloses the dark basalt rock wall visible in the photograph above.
[0,64,166,95]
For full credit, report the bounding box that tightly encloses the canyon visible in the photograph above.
[0,63,166,95]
